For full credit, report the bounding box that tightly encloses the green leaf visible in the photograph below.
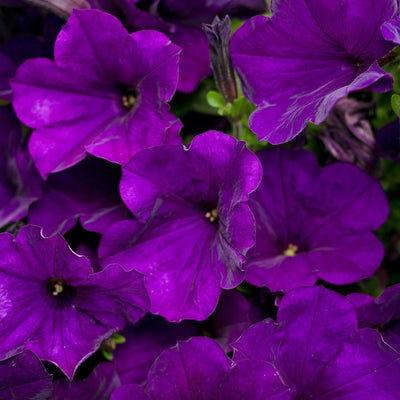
[206,91,225,109]
[391,94,400,116]
[101,349,114,361]
[113,333,126,344]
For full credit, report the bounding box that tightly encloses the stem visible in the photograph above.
[231,119,243,140]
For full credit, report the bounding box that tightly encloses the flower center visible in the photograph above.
[283,243,298,257]
[47,277,77,303]
[205,208,218,223]
[49,278,67,296]
[121,88,136,109]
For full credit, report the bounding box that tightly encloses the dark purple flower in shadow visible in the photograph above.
[0,225,149,380]
[0,105,42,228]
[50,362,120,400]
[0,34,51,101]
[245,147,388,293]
[347,283,400,352]
[113,314,198,385]
[11,9,182,177]
[230,0,400,144]
[113,289,261,385]
[374,120,400,162]
[28,155,132,236]
[233,286,400,399]
[111,337,291,400]
[0,351,52,400]
[86,0,267,93]
[99,131,262,321]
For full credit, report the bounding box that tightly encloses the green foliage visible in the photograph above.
[391,94,400,116]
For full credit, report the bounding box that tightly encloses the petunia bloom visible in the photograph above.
[0,106,42,229]
[111,336,291,400]
[28,155,132,236]
[230,0,400,143]
[347,283,400,352]
[233,286,400,399]
[50,362,121,400]
[99,131,262,321]
[85,0,267,93]
[0,225,149,380]
[0,351,52,400]
[245,147,388,293]
[11,9,182,177]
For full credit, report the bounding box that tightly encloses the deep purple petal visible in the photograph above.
[0,351,52,400]
[107,131,261,320]
[314,329,400,400]
[0,106,42,228]
[28,156,131,236]
[111,384,149,400]
[233,287,358,390]
[230,0,397,143]
[0,225,148,380]
[146,337,232,400]
[114,314,198,385]
[347,284,400,352]
[220,360,291,400]
[99,218,225,321]
[51,362,120,400]
[245,147,388,292]
[11,9,181,176]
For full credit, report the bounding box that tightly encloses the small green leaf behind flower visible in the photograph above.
[100,332,126,361]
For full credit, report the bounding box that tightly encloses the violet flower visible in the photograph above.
[79,0,267,93]
[0,351,52,400]
[99,131,262,321]
[50,362,120,400]
[105,0,268,93]
[113,289,260,385]
[230,0,400,144]
[28,155,132,236]
[0,34,51,101]
[245,147,388,293]
[0,105,42,229]
[0,225,149,380]
[233,286,400,399]
[11,9,182,177]
[347,283,400,352]
[113,314,198,385]
[374,120,400,162]
[111,337,291,400]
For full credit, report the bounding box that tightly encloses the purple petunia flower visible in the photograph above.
[113,289,262,386]
[11,9,182,178]
[245,147,388,293]
[0,105,42,229]
[85,0,267,93]
[0,351,52,400]
[347,283,400,352]
[99,131,262,321]
[230,0,400,144]
[50,362,121,400]
[0,225,149,380]
[111,336,291,400]
[233,286,400,399]
[28,155,132,236]
[374,120,400,163]
[113,314,198,385]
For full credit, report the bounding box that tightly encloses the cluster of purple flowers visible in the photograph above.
[1,0,400,398]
